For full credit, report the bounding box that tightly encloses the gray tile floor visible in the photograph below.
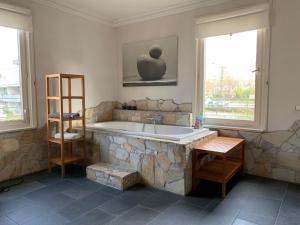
[0,171,300,225]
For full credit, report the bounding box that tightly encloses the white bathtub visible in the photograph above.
[86,121,209,142]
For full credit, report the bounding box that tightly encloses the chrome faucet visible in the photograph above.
[144,115,162,134]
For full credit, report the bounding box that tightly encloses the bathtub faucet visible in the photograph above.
[145,115,162,133]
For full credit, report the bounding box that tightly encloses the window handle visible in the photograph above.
[252,68,260,73]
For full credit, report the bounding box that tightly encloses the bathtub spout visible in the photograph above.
[142,123,146,132]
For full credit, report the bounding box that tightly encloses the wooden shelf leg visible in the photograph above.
[82,141,87,167]
[47,142,52,173]
[61,143,65,177]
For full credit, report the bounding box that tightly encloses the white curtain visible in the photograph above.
[195,4,269,38]
[0,3,32,32]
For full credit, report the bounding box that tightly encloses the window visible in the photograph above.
[204,30,257,121]
[0,27,23,121]
[0,3,35,131]
[195,5,269,130]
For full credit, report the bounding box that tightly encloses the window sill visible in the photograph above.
[0,125,37,134]
[204,124,265,132]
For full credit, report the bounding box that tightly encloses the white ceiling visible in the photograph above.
[32,0,231,26]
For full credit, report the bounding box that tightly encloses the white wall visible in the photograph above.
[2,0,117,128]
[116,0,300,131]
[268,0,300,131]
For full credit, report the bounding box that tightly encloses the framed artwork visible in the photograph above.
[122,36,178,87]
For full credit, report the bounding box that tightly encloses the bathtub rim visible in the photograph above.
[84,121,216,144]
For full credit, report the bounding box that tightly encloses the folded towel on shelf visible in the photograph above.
[54,133,80,139]
[49,112,80,119]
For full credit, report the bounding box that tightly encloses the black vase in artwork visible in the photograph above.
[137,45,167,81]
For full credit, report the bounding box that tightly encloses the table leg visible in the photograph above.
[241,142,245,176]
[192,149,197,191]
[222,155,226,198]
[222,183,226,198]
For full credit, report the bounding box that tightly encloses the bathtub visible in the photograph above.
[86,121,209,142]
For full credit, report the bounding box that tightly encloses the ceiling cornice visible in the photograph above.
[112,0,232,27]
[30,0,232,28]
[29,0,113,26]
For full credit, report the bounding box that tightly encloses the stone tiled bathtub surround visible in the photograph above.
[125,98,192,112]
[216,119,300,184]
[112,109,192,127]
[83,98,192,125]
[84,101,119,124]
[86,162,139,190]
[0,128,48,182]
[86,129,217,195]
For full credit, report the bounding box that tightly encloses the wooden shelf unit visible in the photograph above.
[45,73,86,177]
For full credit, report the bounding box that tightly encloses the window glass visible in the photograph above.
[203,30,257,121]
[0,26,23,121]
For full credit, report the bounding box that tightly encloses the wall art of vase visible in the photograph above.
[137,45,166,81]
[122,36,178,87]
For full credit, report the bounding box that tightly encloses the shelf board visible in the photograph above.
[62,96,83,99]
[196,159,242,183]
[48,117,84,122]
[46,74,84,79]
[48,137,84,144]
[47,96,83,100]
[47,96,60,100]
[50,154,84,166]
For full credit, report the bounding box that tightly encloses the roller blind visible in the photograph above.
[0,3,32,32]
[195,4,269,38]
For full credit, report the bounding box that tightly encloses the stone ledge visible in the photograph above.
[112,109,192,127]
[86,162,139,191]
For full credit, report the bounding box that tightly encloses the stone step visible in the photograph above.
[86,163,139,191]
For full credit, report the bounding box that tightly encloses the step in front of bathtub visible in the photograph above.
[86,163,139,191]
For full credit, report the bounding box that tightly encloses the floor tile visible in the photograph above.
[238,195,281,225]
[62,183,99,200]
[1,172,299,225]
[200,202,240,225]
[286,183,300,199]
[0,197,32,216]
[99,185,151,215]
[6,201,49,224]
[275,211,300,225]
[37,175,63,186]
[148,202,206,225]
[179,195,213,209]
[280,194,300,216]
[140,190,181,211]
[0,216,18,225]
[26,192,74,211]
[98,197,137,215]
[22,212,70,225]
[59,190,112,220]
[233,218,259,225]
[109,206,159,225]
[246,178,287,200]
[68,178,107,190]
[24,180,78,201]
[66,208,114,225]
[99,186,123,196]
[0,181,45,201]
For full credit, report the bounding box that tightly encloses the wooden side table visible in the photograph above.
[192,137,245,198]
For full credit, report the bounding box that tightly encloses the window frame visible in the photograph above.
[0,28,37,132]
[195,28,270,131]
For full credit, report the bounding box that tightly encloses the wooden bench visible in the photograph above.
[192,137,245,198]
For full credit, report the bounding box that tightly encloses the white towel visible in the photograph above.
[54,133,80,139]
